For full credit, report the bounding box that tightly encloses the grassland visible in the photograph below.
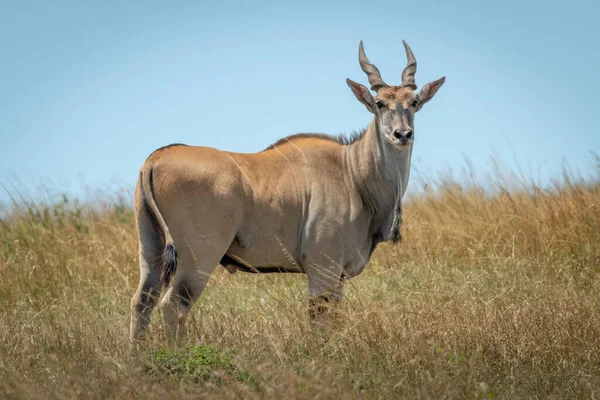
[1,161,599,399]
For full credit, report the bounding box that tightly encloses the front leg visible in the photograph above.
[308,277,345,322]
[305,258,344,327]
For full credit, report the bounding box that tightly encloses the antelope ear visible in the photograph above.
[346,78,376,113]
[415,76,445,111]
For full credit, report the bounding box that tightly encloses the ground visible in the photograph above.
[1,163,599,399]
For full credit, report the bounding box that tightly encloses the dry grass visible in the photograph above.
[1,159,600,399]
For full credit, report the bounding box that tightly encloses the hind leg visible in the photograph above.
[155,178,244,343]
[130,205,163,343]
[174,272,215,342]
[159,240,230,343]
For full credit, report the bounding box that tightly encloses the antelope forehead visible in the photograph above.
[376,86,416,108]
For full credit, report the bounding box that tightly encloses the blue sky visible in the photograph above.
[1,0,598,205]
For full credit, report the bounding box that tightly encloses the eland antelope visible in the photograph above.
[130,41,445,342]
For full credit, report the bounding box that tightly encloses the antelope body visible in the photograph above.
[130,41,445,343]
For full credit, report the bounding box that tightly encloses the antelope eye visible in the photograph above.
[411,100,418,108]
[376,101,385,109]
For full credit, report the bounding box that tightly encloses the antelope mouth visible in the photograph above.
[391,138,411,148]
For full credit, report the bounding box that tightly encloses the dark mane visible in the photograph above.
[263,128,367,151]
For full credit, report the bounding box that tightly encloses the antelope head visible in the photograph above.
[346,41,445,149]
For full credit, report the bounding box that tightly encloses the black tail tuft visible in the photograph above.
[161,242,178,287]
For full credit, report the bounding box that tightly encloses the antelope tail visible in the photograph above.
[141,167,177,287]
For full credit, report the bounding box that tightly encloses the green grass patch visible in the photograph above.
[145,345,257,388]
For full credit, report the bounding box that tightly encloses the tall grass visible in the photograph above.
[1,159,599,399]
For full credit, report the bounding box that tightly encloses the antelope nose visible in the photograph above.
[393,129,413,141]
